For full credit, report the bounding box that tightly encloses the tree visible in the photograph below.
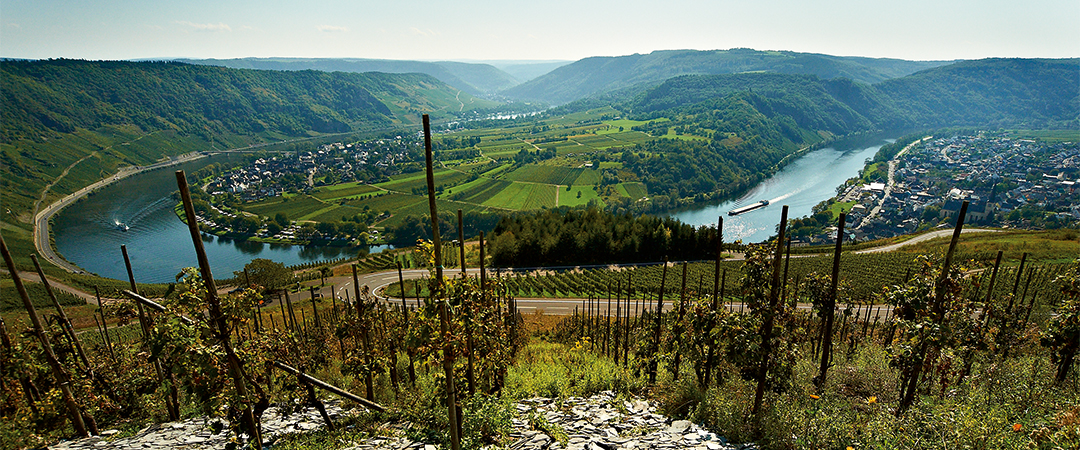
[265,221,283,237]
[274,212,290,228]
[231,215,261,235]
[295,223,317,241]
[235,258,293,294]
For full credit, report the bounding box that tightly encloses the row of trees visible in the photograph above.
[487,206,724,267]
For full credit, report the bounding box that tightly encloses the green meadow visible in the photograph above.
[236,107,670,225]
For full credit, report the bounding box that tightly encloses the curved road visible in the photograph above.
[854,228,997,254]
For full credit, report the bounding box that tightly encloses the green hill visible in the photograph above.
[874,58,1080,129]
[179,57,521,95]
[623,58,1079,132]
[0,59,502,225]
[503,48,953,104]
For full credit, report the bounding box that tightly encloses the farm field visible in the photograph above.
[235,107,672,227]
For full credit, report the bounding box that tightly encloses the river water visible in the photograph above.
[51,155,383,283]
[52,135,889,282]
[669,134,894,243]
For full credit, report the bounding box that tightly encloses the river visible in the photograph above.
[51,155,385,283]
[669,134,894,243]
[52,135,889,282]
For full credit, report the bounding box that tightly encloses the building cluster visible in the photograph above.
[822,135,1078,243]
[206,136,419,201]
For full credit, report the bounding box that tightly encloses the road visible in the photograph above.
[307,264,896,319]
[854,228,997,254]
[860,137,928,226]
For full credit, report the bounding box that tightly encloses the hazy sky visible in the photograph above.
[3,0,1077,62]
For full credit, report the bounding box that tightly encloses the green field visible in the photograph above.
[482,183,536,210]
[311,183,380,201]
[616,182,648,199]
[446,178,513,204]
[233,107,681,226]
[504,165,584,185]
[246,195,329,221]
[1005,129,1080,142]
[559,185,605,207]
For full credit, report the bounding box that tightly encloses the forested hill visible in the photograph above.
[503,49,953,104]
[873,58,1080,129]
[624,58,1080,132]
[0,59,498,143]
[178,57,521,95]
[0,59,499,224]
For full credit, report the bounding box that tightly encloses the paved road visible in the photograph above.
[304,265,894,319]
[860,137,928,226]
[854,228,997,254]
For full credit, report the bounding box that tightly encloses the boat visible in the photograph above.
[116,223,130,232]
[728,200,770,216]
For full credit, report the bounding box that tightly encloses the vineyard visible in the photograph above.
[2,126,1078,450]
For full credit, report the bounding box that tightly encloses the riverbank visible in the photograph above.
[33,151,209,274]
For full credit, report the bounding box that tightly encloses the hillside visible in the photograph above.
[622,58,1080,132]
[179,57,521,95]
[0,59,502,224]
[874,58,1080,129]
[503,48,953,104]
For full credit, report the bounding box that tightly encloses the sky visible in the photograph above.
[2,0,1078,63]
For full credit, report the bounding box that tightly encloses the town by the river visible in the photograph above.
[51,135,895,283]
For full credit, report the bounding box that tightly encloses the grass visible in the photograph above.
[558,185,604,208]
[482,183,536,210]
[311,183,380,201]
[523,184,557,210]
[616,182,648,200]
[900,228,1080,263]
[503,165,582,185]
[245,195,328,220]
[828,200,857,217]
[504,340,645,400]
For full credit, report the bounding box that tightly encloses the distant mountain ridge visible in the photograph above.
[623,57,1080,131]
[178,57,522,96]
[504,48,955,104]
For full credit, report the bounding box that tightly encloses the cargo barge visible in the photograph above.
[728,200,770,216]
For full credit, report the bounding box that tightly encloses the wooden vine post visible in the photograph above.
[458,209,476,396]
[29,255,91,375]
[898,201,968,415]
[351,265,376,401]
[671,262,688,380]
[423,114,461,450]
[0,234,90,437]
[815,212,845,390]
[176,171,261,448]
[121,244,181,421]
[752,205,788,421]
[702,216,723,390]
[648,258,669,384]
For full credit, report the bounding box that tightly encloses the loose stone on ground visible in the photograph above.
[47,392,755,450]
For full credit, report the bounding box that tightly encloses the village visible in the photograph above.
[825,135,1079,243]
[205,135,422,202]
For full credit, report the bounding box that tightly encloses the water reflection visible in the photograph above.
[52,154,393,283]
[670,134,895,243]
